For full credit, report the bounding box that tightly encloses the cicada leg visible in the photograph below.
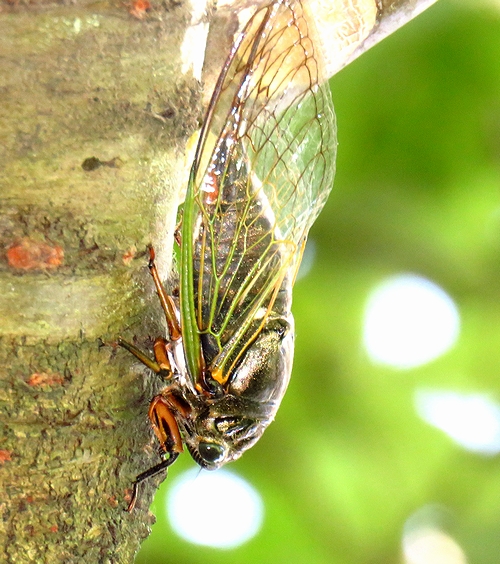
[148,395,184,454]
[119,248,187,511]
[127,393,188,512]
[148,247,181,341]
[126,451,179,512]
[116,337,172,379]
[117,336,177,511]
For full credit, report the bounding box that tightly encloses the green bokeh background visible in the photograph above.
[136,1,500,562]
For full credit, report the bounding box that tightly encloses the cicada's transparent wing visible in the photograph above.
[180,0,337,387]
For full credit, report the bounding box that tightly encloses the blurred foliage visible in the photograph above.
[136,1,500,562]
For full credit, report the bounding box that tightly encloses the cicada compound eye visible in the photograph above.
[198,442,225,466]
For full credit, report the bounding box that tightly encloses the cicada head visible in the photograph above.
[181,400,268,470]
[179,317,294,469]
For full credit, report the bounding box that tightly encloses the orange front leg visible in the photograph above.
[126,393,185,512]
[148,395,184,455]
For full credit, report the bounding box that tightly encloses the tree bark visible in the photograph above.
[0,0,438,562]
[0,1,201,562]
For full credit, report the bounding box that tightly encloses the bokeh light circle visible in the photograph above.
[167,468,264,548]
[363,274,460,369]
[403,505,467,564]
[403,527,467,564]
[415,390,500,454]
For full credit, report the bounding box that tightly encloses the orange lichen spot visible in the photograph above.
[122,245,137,266]
[124,488,134,503]
[7,238,64,271]
[28,372,64,387]
[129,0,151,19]
[106,495,119,508]
[0,450,12,464]
[49,525,58,533]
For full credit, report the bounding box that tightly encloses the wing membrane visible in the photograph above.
[181,0,337,385]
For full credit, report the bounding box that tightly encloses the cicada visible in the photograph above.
[119,0,336,510]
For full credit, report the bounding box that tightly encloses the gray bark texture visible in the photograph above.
[0,1,200,562]
[0,0,437,562]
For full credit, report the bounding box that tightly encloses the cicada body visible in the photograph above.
[120,0,336,510]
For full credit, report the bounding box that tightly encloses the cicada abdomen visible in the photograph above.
[119,0,336,510]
